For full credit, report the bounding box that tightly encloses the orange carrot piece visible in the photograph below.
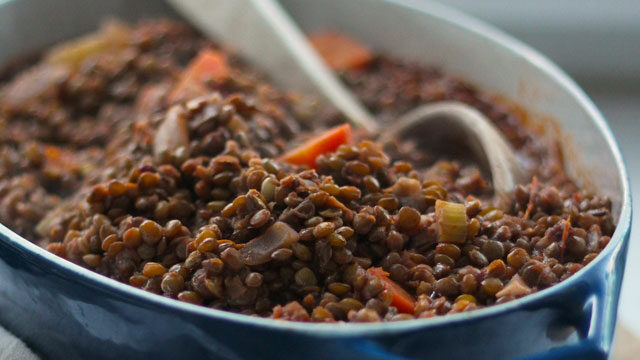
[167,49,229,104]
[560,215,572,260]
[279,124,352,168]
[309,32,373,71]
[572,192,581,203]
[367,267,416,314]
[524,176,539,219]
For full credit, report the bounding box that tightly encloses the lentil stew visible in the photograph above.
[0,20,615,323]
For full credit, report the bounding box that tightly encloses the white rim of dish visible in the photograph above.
[0,0,631,335]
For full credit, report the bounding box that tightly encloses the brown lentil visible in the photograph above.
[481,278,504,297]
[221,248,244,271]
[328,282,352,296]
[143,262,167,278]
[507,248,529,269]
[161,272,185,294]
[294,267,318,287]
[123,228,142,248]
[245,272,264,288]
[271,248,293,262]
[313,222,336,238]
[140,220,163,245]
[0,20,616,324]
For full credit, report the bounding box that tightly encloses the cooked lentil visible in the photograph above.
[0,19,616,323]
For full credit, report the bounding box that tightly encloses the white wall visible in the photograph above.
[442,0,640,83]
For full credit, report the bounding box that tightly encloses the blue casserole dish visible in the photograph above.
[0,0,631,359]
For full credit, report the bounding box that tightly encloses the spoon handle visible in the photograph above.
[168,0,379,132]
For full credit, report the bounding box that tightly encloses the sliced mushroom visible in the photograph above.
[239,221,299,266]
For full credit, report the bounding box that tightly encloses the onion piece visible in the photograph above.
[2,64,69,111]
[496,274,532,298]
[45,20,129,68]
[153,106,190,162]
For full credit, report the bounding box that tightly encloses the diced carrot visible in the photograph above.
[367,267,416,314]
[560,215,572,260]
[43,145,61,162]
[279,124,352,168]
[309,32,373,71]
[523,176,539,219]
[572,192,581,202]
[167,49,229,104]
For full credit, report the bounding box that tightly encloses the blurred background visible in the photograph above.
[442,0,640,357]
